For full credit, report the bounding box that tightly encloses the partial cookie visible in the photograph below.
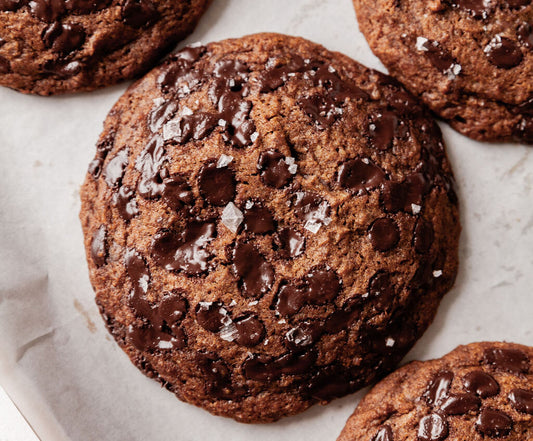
[0,0,208,95]
[80,33,460,423]
[353,0,533,143]
[338,342,533,441]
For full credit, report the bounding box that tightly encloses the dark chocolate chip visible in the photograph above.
[484,347,530,374]
[324,298,362,333]
[304,365,356,401]
[243,203,275,234]
[172,113,220,144]
[233,315,265,347]
[29,0,65,22]
[440,393,481,415]
[285,320,323,350]
[486,36,523,69]
[476,408,513,437]
[195,353,240,400]
[198,162,236,206]
[368,217,400,251]
[424,370,454,406]
[381,173,428,213]
[151,221,216,275]
[91,225,107,267]
[368,271,395,311]
[196,301,227,333]
[157,45,206,94]
[257,150,293,188]
[42,22,85,54]
[257,55,307,92]
[413,220,434,254]
[160,175,193,212]
[0,56,10,74]
[103,149,128,188]
[112,185,139,221]
[125,249,151,316]
[274,227,305,258]
[232,242,274,298]
[448,0,491,18]
[418,413,448,441]
[369,111,398,150]
[372,425,394,441]
[463,370,500,398]
[337,158,386,193]
[0,0,23,11]
[64,0,110,13]
[509,388,533,414]
[293,191,331,232]
[243,350,317,381]
[517,22,533,48]
[507,0,531,7]
[122,0,158,28]
[418,39,458,74]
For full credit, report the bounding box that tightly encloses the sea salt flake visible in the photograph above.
[181,106,193,116]
[221,202,243,233]
[304,220,322,234]
[362,158,370,164]
[433,270,443,278]
[218,118,227,127]
[284,157,298,174]
[385,338,396,347]
[245,200,254,210]
[157,340,174,350]
[328,65,336,73]
[278,319,286,324]
[411,203,422,215]
[229,300,237,307]
[250,132,259,142]
[216,154,233,168]
[139,275,149,293]
[219,323,239,342]
[415,37,429,51]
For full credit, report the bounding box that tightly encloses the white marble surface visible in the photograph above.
[0,0,531,440]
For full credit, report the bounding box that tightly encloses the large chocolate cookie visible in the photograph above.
[353,0,533,143]
[0,0,208,95]
[80,33,460,423]
[338,342,533,441]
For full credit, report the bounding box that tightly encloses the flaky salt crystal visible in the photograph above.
[216,154,233,168]
[411,203,422,215]
[415,36,429,51]
[433,270,443,278]
[221,202,243,233]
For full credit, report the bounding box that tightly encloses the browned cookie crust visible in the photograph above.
[79,33,460,423]
[0,0,208,95]
[353,0,533,143]
[338,342,533,441]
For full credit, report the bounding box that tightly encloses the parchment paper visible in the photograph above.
[1,1,532,440]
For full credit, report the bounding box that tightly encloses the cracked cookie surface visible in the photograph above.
[0,0,208,94]
[353,0,533,143]
[338,342,533,441]
[79,33,460,423]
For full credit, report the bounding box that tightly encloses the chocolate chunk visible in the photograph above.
[29,0,66,22]
[368,271,395,311]
[507,0,531,7]
[276,266,341,316]
[440,393,481,415]
[136,136,166,198]
[418,414,448,441]
[232,242,274,298]
[337,158,386,193]
[243,350,317,381]
[369,218,400,251]
[424,370,454,406]
[64,0,110,13]
[372,426,394,441]
[149,100,177,133]
[243,203,275,234]
[476,408,513,437]
[304,365,355,401]
[419,39,458,74]
[381,173,427,213]
[275,227,305,258]
[151,221,216,275]
[257,150,293,188]
[198,162,236,206]
[103,149,128,188]
[0,0,23,11]
[90,225,107,267]
[157,45,206,94]
[233,315,265,347]
[324,298,362,333]
[196,301,228,333]
[160,175,193,212]
[463,370,500,398]
[509,388,533,414]
[171,113,219,144]
[485,36,523,69]
[299,94,340,129]
[125,249,151,316]
[122,0,158,28]
[42,22,85,54]
[484,347,530,374]
[369,111,398,150]
[449,0,490,18]
[257,56,307,92]
[293,191,331,233]
[195,353,239,400]
[0,56,10,74]
[517,22,533,48]
[413,220,434,254]
[112,185,139,221]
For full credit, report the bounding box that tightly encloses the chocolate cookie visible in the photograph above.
[338,342,533,441]
[79,33,460,423]
[0,0,208,94]
[353,0,533,143]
